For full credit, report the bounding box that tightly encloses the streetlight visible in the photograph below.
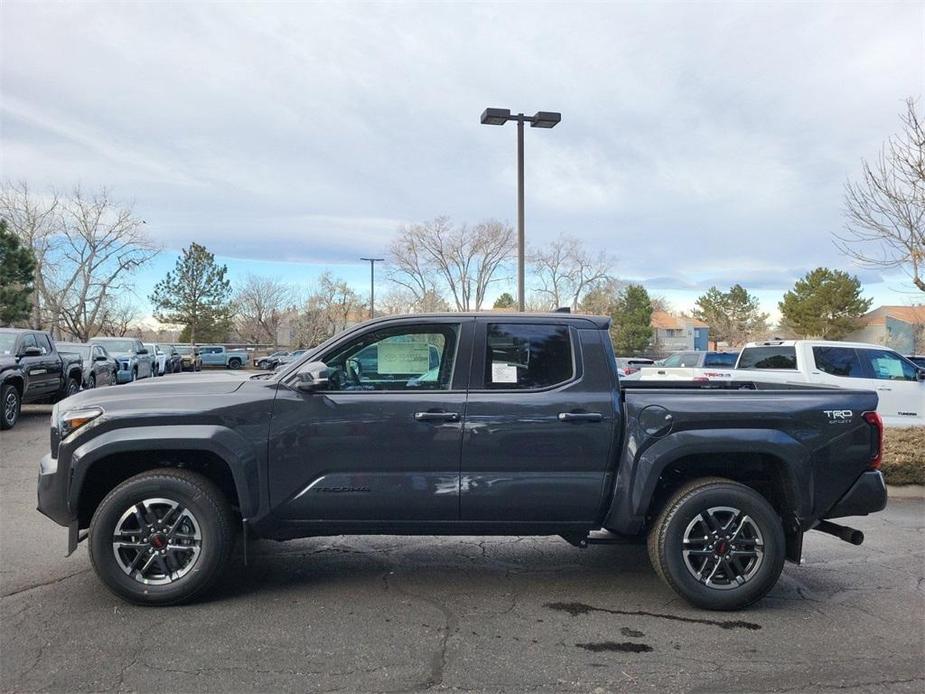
[360,257,385,318]
[480,107,561,312]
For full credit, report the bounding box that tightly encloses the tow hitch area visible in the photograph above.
[814,520,864,545]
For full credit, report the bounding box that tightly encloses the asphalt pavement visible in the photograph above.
[1,405,923,693]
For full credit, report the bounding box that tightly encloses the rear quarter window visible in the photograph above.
[737,346,797,369]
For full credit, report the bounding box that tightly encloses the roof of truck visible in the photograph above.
[358,311,611,330]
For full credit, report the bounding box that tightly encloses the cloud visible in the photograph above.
[1,0,920,292]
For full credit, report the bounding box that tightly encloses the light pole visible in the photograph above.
[481,108,561,312]
[360,257,384,318]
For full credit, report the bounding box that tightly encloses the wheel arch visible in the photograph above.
[2,373,24,397]
[69,425,261,528]
[604,428,810,536]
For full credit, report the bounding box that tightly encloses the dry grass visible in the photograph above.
[882,427,925,486]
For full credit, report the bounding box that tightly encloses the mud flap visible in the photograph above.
[785,530,803,564]
[66,521,88,556]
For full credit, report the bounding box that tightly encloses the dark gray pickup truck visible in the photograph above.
[1,328,84,430]
[37,313,887,609]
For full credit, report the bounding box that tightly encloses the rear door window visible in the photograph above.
[484,323,573,389]
[737,346,797,369]
[813,347,864,378]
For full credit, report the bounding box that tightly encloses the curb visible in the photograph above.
[887,484,925,500]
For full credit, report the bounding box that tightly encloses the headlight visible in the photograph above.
[59,406,103,440]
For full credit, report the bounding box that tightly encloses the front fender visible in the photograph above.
[67,424,261,519]
[603,428,809,535]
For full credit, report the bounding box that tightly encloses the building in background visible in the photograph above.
[845,305,925,355]
[651,311,709,352]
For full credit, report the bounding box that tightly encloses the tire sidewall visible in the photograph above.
[1,384,20,429]
[89,474,230,605]
[88,374,96,389]
[660,484,785,610]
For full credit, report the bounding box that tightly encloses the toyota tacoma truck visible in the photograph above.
[36,313,887,609]
[1,328,84,430]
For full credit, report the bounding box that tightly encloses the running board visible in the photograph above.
[560,530,643,548]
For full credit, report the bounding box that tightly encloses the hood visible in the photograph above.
[0,355,19,373]
[60,371,255,409]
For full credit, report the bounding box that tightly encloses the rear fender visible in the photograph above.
[603,428,809,535]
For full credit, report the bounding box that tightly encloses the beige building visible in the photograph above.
[650,311,710,352]
[844,305,925,355]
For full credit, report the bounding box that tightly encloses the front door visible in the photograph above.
[459,320,617,524]
[268,318,473,523]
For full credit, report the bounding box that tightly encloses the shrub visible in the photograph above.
[881,427,925,486]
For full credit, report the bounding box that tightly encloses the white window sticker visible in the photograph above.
[491,362,519,384]
[377,343,431,374]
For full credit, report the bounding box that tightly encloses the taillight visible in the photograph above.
[624,367,639,375]
[862,411,883,470]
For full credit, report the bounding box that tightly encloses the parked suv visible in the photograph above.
[174,346,202,372]
[92,337,154,383]
[0,328,84,429]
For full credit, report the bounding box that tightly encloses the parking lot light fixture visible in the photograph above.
[480,106,561,312]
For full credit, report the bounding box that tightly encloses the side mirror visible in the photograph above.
[94,354,108,362]
[917,368,925,382]
[137,348,149,355]
[295,361,331,392]
[21,346,42,357]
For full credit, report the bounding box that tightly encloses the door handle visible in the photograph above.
[558,412,604,423]
[414,411,460,422]
[877,387,892,392]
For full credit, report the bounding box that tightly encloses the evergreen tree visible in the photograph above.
[778,268,872,339]
[150,243,232,343]
[612,284,653,355]
[0,219,36,326]
[693,284,769,348]
[493,292,516,309]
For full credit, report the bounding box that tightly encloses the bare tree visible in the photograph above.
[49,188,159,341]
[530,234,614,310]
[234,274,294,347]
[836,98,925,292]
[387,216,515,311]
[97,295,143,337]
[0,181,60,329]
[295,272,365,346]
[377,286,450,315]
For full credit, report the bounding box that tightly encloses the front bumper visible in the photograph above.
[824,470,888,519]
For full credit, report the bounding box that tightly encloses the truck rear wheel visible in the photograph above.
[647,477,785,610]
[88,469,235,606]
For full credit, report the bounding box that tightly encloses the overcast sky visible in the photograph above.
[2,1,923,319]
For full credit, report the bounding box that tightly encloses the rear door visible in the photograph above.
[459,319,617,523]
[34,333,63,392]
[857,348,924,425]
[268,318,473,522]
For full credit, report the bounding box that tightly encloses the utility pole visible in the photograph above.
[360,257,384,319]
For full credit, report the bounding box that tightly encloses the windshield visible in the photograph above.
[175,346,194,354]
[97,339,136,353]
[0,334,16,356]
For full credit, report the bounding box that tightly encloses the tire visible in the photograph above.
[58,377,80,402]
[195,362,201,372]
[88,468,235,606]
[1,383,20,430]
[131,368,137,382]
[647,477,785,611]
[88,374,96,389]
[228,359,241,370]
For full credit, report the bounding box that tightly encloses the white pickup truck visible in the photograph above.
[732,340,924,427]
[623,350,739,381]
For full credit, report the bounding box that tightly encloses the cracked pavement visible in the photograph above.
[2,407,924,693]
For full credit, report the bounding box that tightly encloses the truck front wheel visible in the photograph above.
[228,358,241,370]
[647,477,785,611]
[1,384,20,429]
[88,469,236,605]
